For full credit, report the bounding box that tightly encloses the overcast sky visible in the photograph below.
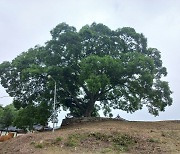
[0,0,179,121]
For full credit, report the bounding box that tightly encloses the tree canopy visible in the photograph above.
[0,104,18,129]
[0,22,172,118]
[13,101,51,130]
[0,103,51,130]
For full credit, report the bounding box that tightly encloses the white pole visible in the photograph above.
[48,75,57,133]
[53,81,56,132]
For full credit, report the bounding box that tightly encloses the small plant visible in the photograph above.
[56,136,63,142]
[65,138,78,147]
[101,147,113,153]
[34,143,43,148]
[161,132,166,137]
[30,141,36,145]
[148,138,159,143]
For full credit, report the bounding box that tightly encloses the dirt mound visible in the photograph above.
[61,117,126,127]
[0,120,180,154]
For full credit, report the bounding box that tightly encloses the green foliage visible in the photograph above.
[0,104,18,129]
[101,148,113,153]
[56,136,63,142]
[0,105,3,119]
[13,105,36,130]
[147,138,159,143]
[65,132,136,152]
[89,132,110,141]
[65,133,85,147]
[0,22,172,118]
[13,102,52,130]
[112,134,135,151]
[34,143,43,148]
[30,141,36,145]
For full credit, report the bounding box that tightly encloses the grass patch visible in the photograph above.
[56,136,63,142]
[101,147,113,153]
[30,141,36,145]
[65,133,86,147]
[31,137,63,149]
[30,141,44,148]
[30,136,64,150]
[112,134,136,151]
[89,132,110,141]
[64,132,136,152]
[148,138,159,143]
[34,143,43,148]
[31,132,136,152]
[65,139,77,147]
[161,131,180,140]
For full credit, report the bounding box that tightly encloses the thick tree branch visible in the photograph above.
[66,89,84,110]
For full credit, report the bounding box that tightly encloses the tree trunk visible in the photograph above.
[84,99,95,117]
[84,109,93,117]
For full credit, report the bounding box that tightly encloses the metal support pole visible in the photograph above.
[53,81,56,132]
[48,75,57,133]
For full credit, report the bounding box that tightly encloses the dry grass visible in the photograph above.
[0,120,180,154]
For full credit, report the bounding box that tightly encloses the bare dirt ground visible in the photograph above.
[0,120,180,154]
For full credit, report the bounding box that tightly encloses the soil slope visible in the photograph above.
[0,120,180,154]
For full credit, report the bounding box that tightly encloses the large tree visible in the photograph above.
[0,23,172,118]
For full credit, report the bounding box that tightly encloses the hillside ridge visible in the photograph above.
[0,119,180,154]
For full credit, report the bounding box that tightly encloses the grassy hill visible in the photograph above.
[0,119,180,154]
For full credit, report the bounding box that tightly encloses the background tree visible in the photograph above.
[0,104,18,130]
[13,105,36,131]
[0,22,172,118]
[13,102,52,130]
[0,105,3,117]
[0,105,4,127]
